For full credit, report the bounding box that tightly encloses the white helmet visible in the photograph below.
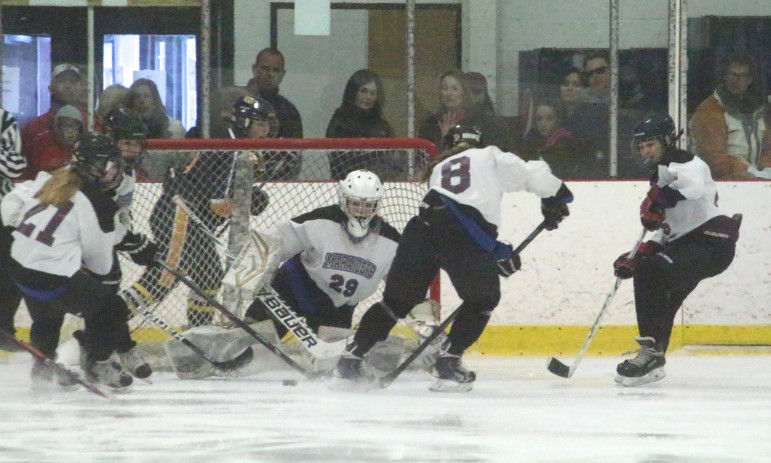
[338,169,383,240]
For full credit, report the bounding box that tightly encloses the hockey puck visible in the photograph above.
[282,380,298,386]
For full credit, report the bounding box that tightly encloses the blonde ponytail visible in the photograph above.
[35,168,82,207]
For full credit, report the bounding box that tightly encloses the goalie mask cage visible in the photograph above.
[119,137,440,346]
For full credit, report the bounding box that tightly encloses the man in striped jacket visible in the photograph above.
[0,107,25,351]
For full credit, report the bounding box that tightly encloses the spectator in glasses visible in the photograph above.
[583,52,610,105]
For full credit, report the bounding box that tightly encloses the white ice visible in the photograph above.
[1,352,770,463]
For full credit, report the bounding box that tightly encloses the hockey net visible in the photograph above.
[119,137,440,346]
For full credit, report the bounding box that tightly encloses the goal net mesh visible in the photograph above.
[120,138,439,344]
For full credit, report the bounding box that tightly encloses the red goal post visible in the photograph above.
[121,137,441,344]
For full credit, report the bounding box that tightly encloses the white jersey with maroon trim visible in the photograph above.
[427,145,563,227]
[651,155,726,244]
[1,172,116,276]
[268,205,399,308]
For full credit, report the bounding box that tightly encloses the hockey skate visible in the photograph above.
[30,359,79,392]
[430,352,476,393]
[118,346,152,380]
[615,336,666,387]
[87,360,133,391]
[329,344,377,391]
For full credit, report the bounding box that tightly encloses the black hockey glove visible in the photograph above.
[541,183,573,231]
[116,231,159,267]
[497,251,522,278]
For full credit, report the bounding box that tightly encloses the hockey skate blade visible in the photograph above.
[429,378,473,393]
[614,367,666,387]
[546,357,573,378]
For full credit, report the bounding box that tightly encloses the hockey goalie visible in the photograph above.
[166,169,445,378]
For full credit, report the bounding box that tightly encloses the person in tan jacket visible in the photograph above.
[689,53,771,179]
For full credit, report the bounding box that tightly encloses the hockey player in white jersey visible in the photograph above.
[74,108,157,380]
[1,133,135,390]
[243,169,400,335]
[613,114,740,386]
[335,125,574,392]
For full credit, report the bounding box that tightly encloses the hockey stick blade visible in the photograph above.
[545,228,647,379]
[155,259,317,379]
[546,357,573,378]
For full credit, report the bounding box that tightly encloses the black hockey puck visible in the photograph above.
[282,380,298,386]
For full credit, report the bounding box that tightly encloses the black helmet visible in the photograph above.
[632,114,678,149]
[442,125,483,152]
[104,108,148,141]
[232,96,279,138]
[72,133,124,191]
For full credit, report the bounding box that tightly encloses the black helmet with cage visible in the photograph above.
[231,96,279,138]
[104,108,148,164]
[72,133,124,191]
[631,114,683,167]
[442,125,483,153]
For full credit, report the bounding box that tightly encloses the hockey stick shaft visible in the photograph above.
[154,258,316,379]
[379,221,548,388]
[129,298,253,373]
[546,227,648,378]
[173,195,345,360]
[0,327,111,399]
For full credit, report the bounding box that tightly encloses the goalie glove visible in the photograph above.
[116,231,159,266]
[221,231,283,304]
[405,300,441,338]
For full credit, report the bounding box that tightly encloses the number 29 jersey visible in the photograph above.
[428,145,564,227]
[268,205,400,308]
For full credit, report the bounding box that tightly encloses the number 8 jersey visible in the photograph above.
[428,145,563,227]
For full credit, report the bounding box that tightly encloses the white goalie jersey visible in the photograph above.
[269,205,400,308]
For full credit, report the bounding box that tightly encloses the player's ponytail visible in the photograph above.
[35,167,81,207]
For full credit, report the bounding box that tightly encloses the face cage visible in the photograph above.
[118,139,147,165]
[341,196,380,238]
[631,135,666,168]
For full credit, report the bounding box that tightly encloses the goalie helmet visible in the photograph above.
[631,114,680,166]
[442,125,483,152]
[72,133,124,191]
[104,108,148,164]
[232,96,279,139]
[338,169,383,241]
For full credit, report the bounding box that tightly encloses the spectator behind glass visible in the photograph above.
[582,52,610,105]
[96,84,130,124]
[689,53,771,179]
[463,71,509,150]
[523,100,589,178]
[19,105,84,181]
[558,67,586,122]
[21,64,91,180]
[186,85,253,139]
[419,70,468,149]
[247,47,303,138]
[127,78,186,139]
[326,69,399,180]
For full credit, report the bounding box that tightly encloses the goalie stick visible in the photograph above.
[379,220,548,388]
[0,327,111,399]
[155,258,322,380]
[546,227,648,379]
[172,194,348,361]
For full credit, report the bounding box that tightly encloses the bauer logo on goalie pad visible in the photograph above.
[257,288,318,349]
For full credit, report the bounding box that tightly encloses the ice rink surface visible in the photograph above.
[1,352,770,463]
